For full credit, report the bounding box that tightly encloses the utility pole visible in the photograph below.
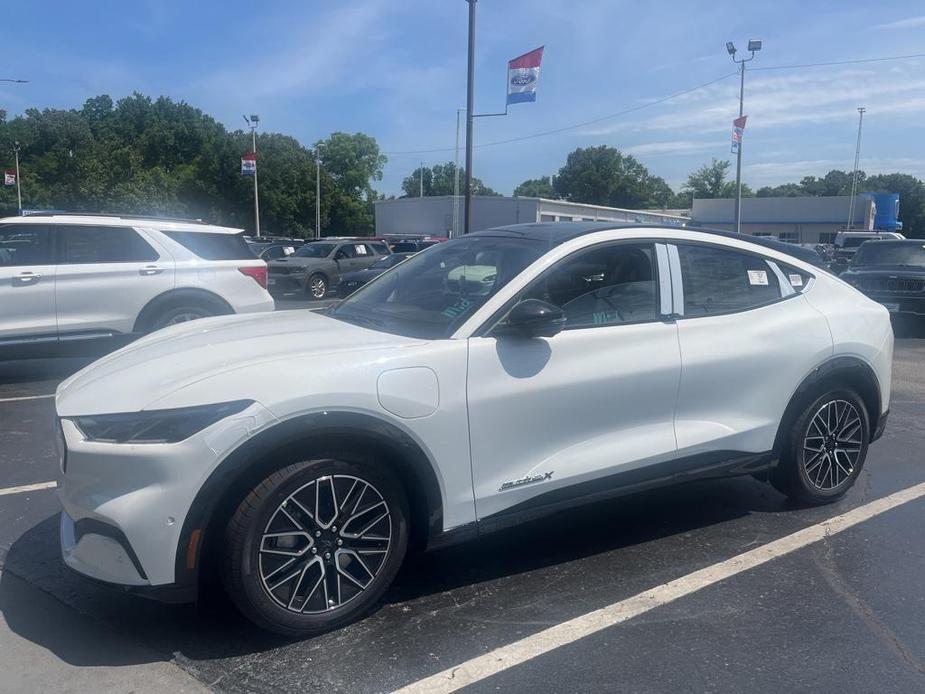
[726,40,762,234]
[315,157,321,239]
[847,107,866,232]
[420,161,425,198]
[453,108,465,238]
[12,141,22,214]
[243,114,261,237]
[463,0,477,234]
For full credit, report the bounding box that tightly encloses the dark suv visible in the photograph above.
[841,239,925,318]
[267,239,390,299]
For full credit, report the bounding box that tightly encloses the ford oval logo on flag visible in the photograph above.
[511,73,536,86]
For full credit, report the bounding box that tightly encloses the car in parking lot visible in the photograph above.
[55,222,892,636]
[841,239,925,319]
[0,213,274,356]
[336,252,415,296]
[266,239,390,299]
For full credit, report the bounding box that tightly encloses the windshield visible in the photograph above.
[843,237,877,249]
[853,242,925,267]
[332,236,547,339]
[294,243,334,258]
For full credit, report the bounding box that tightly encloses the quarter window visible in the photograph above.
[61,225,159,264]
[522,243,659,328]
[677,244,782,317]
[0,224,53,267]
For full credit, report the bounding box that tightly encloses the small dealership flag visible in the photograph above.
[507,46,544,105]
[731,115,747,154]
[3,170,14,186]
[241,152,257,176]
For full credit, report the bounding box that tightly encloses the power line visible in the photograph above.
[383,71,738,156]
[383,51,925,158]
[752,52,925,71]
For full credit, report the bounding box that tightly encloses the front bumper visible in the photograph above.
[853,290,925,317]
[267,272,306,296]
[57,402,278,595]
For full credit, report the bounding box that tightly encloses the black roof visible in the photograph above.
[468,221,827,268]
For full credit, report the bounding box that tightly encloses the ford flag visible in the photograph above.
[731,115,747,154]
[507,46,544,105]
[241,152,257,176]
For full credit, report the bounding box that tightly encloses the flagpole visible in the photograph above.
[463,0,476,235]
[13,142,22,214]
[453,108,464,238]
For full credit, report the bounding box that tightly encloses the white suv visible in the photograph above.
[0,213,274,355]
[56,223,893,636]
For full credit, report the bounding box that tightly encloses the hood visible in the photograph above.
[56,310,419,416]
[268,256,325,268]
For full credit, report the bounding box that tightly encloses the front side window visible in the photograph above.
[62,225,159,264]
[332,236,547,339]
[677,244,782,317]
[0,224,53,267]
[335,244,357,259]
[520,242,659,329]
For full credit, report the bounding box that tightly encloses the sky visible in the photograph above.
[3,0,925,198]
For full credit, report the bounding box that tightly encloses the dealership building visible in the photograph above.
[374,196,687,238]
[691,193,902,245]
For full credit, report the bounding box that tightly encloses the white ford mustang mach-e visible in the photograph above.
[56,223,893,635]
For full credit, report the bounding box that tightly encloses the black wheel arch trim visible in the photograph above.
[773,355,883,455]
[173,410,446,594]
[133,287,235,333]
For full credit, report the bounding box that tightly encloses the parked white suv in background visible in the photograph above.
[0,213,273,355]
[55,222,893,636]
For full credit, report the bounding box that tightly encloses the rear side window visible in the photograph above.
[60,225,159,264]
[775,262,812,293]
[677,244,782,317]
[162,231,254,260]
[369,243,389,255]
[0,224,53,266]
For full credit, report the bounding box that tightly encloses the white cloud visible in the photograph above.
[623,140,718,156]
[874,15,925,30]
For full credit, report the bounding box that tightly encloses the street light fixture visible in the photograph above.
[727,38,762,234]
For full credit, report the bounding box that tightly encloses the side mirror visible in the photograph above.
[494,299,566,338]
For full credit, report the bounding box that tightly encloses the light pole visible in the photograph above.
[420,161,425,198]
[463,0,477,234]
[243,114,261,237]
[726,39,761,234]
[847,107,866,232]
[12,141,22,214]
[315,156,322,239]
[453,108,465,238]
[0,78,28,83]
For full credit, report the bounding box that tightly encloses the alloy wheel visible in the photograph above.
[802,399,863,491]
[165,310,207,325]
[309,276,326,299]
[258,474,392,614]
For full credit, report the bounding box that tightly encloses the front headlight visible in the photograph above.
[72,400,253,443]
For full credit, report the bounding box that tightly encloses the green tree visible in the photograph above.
[399,161,498,198]
[681,158,751,199]
[799,170,857,197]
[756,182,806,197]
[514,175,556,198]
[552,146,669,209]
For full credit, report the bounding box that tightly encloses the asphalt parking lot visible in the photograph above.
[1,320,924,693]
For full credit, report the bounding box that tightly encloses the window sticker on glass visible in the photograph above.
[747,270,769,286]
[284,246,295,255]
[788,273,803,287]
[355,244,368,255]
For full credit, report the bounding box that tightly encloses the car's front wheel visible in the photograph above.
[771,389,869,504]
[306,273,327,300]
[222,457,409,636]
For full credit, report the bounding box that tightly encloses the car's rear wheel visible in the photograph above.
[770,389,869,504]
[307,273,327,300]
[149,304,216,331]
[222,457,409,636]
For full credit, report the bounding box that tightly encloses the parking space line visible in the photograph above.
[0,481,57,497]
[0,394,55,403]
[395,480,925,694]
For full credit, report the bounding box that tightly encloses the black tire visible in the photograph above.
[770,388,869,504]
[148,304,216,332]
[222,455,409,637]
[306,273,327,300]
